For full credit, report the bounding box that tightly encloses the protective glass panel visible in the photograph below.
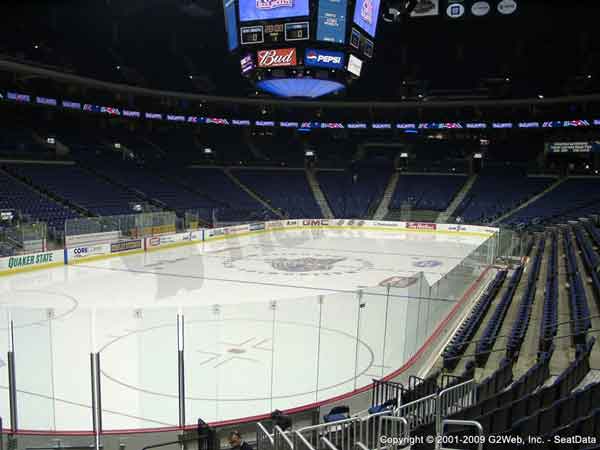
[357,287,389,385]
[0,306,10,429]
[272,295,320,409]
[51,308,92,430]
[317,291,360,401]
[12,307,54,429]
[97,308,178,430]
[208,300,272,421]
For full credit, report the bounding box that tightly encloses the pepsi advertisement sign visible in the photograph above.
[239,0,309,22]
[304,49,345,69]
[352,0,381,37]
[317,0,348,43]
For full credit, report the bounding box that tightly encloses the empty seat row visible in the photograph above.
[317,168,390,219]
[563,230,592,343]
[507,238,545,356]
[390,174,468,212]
[456,339,594,438]
[475,266,524,366]
[442,270,507,370]
[540,232,558,353]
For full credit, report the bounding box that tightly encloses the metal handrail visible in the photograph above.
[435,380,477,447]
[377,416,409,450]
[440,419,484,450]
[257,422,275,450]
[296,416,360,434]
[359,410,393,450]
[320,437,339,450]
[294,430,317,450]
[274,425,294,450]
[393,392,438,430]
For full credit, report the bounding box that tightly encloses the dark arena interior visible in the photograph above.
[1,0,600,449]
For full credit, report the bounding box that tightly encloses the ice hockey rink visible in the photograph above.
[0,227,493,431]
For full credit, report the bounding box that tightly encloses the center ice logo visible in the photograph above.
[268,257,346,272]
[224,252,372,276]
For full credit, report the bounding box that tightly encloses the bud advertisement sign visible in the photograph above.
[239,0,309,21]
[304,48,345,69]
[257,48,297,67]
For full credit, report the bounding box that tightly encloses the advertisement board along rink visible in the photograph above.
[0,223,495,431]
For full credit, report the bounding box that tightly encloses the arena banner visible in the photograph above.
[437,224,499,236]
[226,224,251,235]
[0,249,64,275]
[110,239,143,254]
[266,220,286,230]
[249,222,266,231]
[370,220,403,228]
[65,231,122,248]
[145,232,193,251]
[301,219,330,227]
[405,222,437,231]
[204,224,252,240]
[190,230,204,241]
[66,244,111,264]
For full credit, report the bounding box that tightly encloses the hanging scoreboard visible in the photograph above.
[226,0,381,97]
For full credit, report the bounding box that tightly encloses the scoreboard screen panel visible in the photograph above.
[264,23,285,44]
[241,25,265,44]
[239,0,309,22]
[284,21,310,41]
[363,37,374,58]
[317,0,348,43]
[352,0,381,38]
[224,0,239,50]
[350,28,360,49]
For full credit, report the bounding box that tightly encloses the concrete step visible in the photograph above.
[223,168,283,218]
[437,174,477,223]
[373,171,399,220]
[306,169,334,219]
[492,177,565,225]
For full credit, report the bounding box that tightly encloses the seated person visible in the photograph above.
[228,431,252,450]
